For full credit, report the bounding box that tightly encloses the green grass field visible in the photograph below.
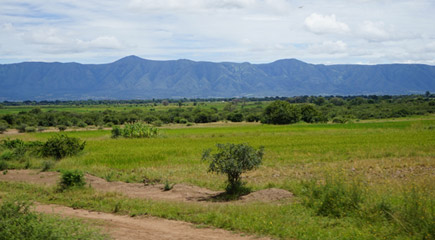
[1,118,434,239]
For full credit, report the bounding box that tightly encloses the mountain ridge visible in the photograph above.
[1,56,434,100]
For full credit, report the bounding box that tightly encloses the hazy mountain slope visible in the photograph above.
[1,55,434,100]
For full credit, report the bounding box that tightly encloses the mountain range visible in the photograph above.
[1,55,434,101]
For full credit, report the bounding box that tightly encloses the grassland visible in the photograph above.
[1,118,434,239]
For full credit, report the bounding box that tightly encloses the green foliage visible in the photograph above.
[24,126,36,132]
[0,160,8,170]
[112,121,159,138]
[41,160,55,172]
[301,178,364,218]
[163,180,174,191]
[262,100,301,124]
[202,143,264,194]
[0,150,14,161]
[111,125,122,138]
[40,134,86,160]
[16,124,27,133]
[0,124,7,134]
[0,199,106,240]
[227,112,244,122]
[395,188,435,238]
[58,170,86,191]
[1,138,25,149]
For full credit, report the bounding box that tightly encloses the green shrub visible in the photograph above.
[24,126,36,133]
[178,118,188,124]
[1,138,25,149]
[0,160,8,170]
[41,160,55,172]
[113,121,159,138]
[58,125,67,131]
[202,143,264,194]
[16,124,27,133]
[0,199,106,240]
[111,126,122,138]
[332,117,348,124]
[0,150,14,161]
[77,121,87,128]
[58,170,86,191]
[40,134,86,160]
[262,100,301,124]
[0,125,7,134]
[152,120,163,127]
[396,188,434,238]
[301,177,364,218]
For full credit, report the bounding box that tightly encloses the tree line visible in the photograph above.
[0,94,433,133]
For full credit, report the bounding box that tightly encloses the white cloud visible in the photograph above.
[358,21,390,41]
[1,0,435,65]
[304,13,350,34]
[309,40,347,54]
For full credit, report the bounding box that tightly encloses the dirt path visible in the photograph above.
[0,170,293,202]
[34,203,269,240]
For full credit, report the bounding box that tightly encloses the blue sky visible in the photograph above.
[1,0,435,65]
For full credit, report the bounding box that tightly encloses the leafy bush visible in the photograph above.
[77,121,87,128]
[111,126,122,138]
[227,112,244,122]
[262,100,301,124]
[395,188,435,238]
[41,160,55,172]
[16,124,27,133]
[1,138,25,149]
[0,199,106,240]
[112,122,159,138]
[0,150,14,161]
[202,143,264,194]
[25,126,36,133]
[301,178,364,218]
[40,134,86,160]
[0,160,8,170]
[58,125,67,131]
[58,170,86,190]
[0,124,7,134]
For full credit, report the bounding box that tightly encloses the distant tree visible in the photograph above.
[227,112,244,122]
[262,100,301,124]
[300,105,320,123]
[313,97,326,106]
[330,97,345,106]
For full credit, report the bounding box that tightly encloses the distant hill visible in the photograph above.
[1,55,434,100]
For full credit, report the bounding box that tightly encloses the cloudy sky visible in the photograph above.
[1,0,435,65]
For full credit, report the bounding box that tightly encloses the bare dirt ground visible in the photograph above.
[0,170,285,239]
[0,170,294,203]
[34,203,269,240]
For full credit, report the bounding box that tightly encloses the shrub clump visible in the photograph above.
[202,143,264,194]
[301,177,364,218]
[0,199,106,240]
[58,169,86,191]
[40,134,86,160]
[112,121,159,138]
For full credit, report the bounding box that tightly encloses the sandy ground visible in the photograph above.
[0,170,286,240]
[0,170,293,203]
[34,203,269,240]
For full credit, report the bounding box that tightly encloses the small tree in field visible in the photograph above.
[202,143,264,194]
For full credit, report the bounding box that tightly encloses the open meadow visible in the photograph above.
[1,116,434,239]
